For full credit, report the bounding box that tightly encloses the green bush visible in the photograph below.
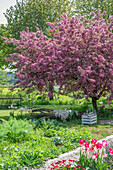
[0,117,33,142]
[33,118,59,130]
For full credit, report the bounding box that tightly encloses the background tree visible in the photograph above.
[3,10,113,111]
[0,24,14,69]
[4,0,74,39]
[74,0,113,18]
[0,69,13,87]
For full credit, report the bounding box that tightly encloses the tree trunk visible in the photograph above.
[92,97,98,112]
[49,83,54,100]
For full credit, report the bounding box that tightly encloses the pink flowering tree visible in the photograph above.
[48,9,113,110]
[3,28,57,96]
[3,9,113,111]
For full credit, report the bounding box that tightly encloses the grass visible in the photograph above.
[66,121,113,140]
[0,109,20,116]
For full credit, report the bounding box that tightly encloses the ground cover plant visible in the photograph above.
[0,116,113,169]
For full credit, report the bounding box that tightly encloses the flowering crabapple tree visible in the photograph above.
[3,9,113,111]
[3,27,57,97]
[48,9,113,110]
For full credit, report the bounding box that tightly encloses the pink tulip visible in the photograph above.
[109,148,113,154]
[79,139,84,145]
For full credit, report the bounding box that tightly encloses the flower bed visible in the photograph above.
[49,138,113,170]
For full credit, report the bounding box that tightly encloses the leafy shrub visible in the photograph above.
[36,99,50,105]
[0,117,33,142]
[32,118,59,130]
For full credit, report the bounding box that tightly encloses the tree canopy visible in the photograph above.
[4,0,74,39]
[3,10,113,110]
[74,0,113,19]
[0,24,14,69]
[0,69,13,86]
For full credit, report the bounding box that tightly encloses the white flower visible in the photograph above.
[0,164,4,167]
[99,101,103,104]
[11,104,13,108]
[15,148,19,151]
[4,147,7,150]
[53,110,70,120]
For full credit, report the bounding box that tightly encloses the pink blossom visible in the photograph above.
[98,55,106,63]
[103,154,108,157]
[109,148,113,154]
[84,142,90,148]
[92,155,96,159]
[96,142,103,149]
[92,152,97,159]
[102,140,108,147]
[99,101,103,104]
[91,138,97,145]
[79,139,84,145]
[90,79,95,83]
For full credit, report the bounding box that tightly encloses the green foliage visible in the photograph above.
[0,118,93,169]
[67,110,79,120]
[105,140,113,166]
[0,117,33,142]
[0,24,14,69]
[44,129,57,137]
[0,70,13,85]
[52,136,63,145]
[4,0,74,39]
[33,118,59,130]
[74,0,113,18]
[0,117,113,169]
[0,87,113,119]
